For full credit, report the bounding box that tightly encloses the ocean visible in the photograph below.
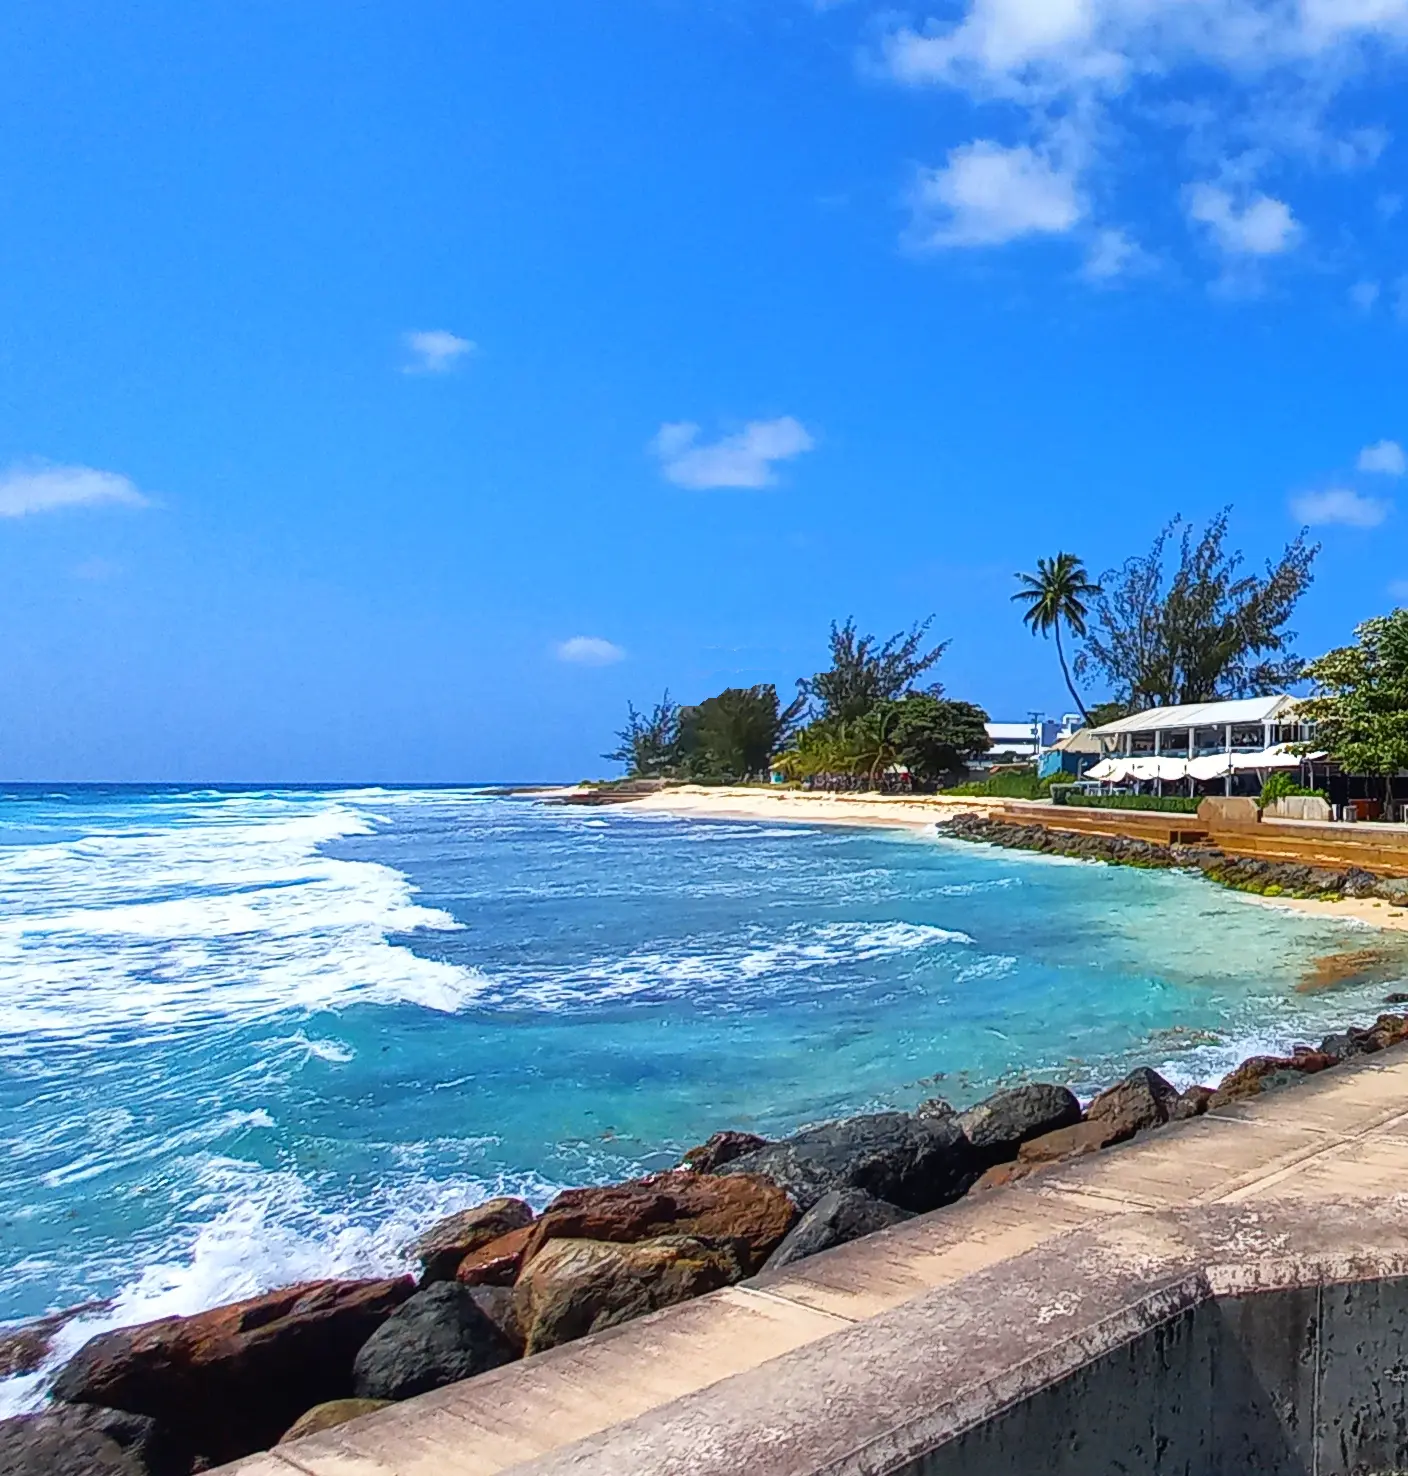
[2,783,1404,1411]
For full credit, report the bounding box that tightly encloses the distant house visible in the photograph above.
[1038,726,1104,780]
[981,714,1083,768]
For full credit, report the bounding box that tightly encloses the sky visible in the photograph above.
[3,1,1408,781]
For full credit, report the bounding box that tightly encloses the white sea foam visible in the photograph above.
[488,919,972,1009]
[0,1151,563,1417]
[0,795,487,1043]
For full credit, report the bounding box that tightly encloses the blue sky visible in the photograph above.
[3,1,1408,781]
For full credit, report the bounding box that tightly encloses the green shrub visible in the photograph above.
[1056,793,1203,814]
[943,768,1046,799]
[1257,771,1327,808]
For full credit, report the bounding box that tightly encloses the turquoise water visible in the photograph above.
[2,784,1404,1410]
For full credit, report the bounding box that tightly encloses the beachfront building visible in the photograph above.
[981,714,1083,768]
[1083,696,1320,797]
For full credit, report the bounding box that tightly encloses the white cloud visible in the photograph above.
[402,330,476,374]
[1350,279,1381,310]
[556,636,626,666]
[1082,227,1150,281]
[1186,185,1300,256]
[0,462,150,518]
[652,416,815,490]
[911,141,1083,247]
[1291,486,1391,527]
[1358,439,1406,475]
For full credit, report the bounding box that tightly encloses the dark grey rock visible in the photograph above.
[1380,879,1408,905]
[351,1283,517,1402]
[0,1404,188,1476]
[914,1097,956,1122]
[1170,1085,1213,1121]
[957,1084,1082,1165]
[1343,867,1381,899]
[719,1112,974,1213]
[760,1189,913,1272]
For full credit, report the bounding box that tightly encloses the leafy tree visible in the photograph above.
[1012,553,1102,722]
[677,684,807,782]
[1298,609,1408,808]
[887,694,992,786]
[604,692,680,778]
[1075,511,1317,709]
[1083,700,1131,731]
[801,618,948,724]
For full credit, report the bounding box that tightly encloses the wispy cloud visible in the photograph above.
[402,330,476,374]
[872,0,1408,280]
[556,636,626,666]
[1186,186,1300,257]
[1291,486,1391,528]
[1358,439,1406,476]
[652,417,815,490]
[0,461,151,518]
[910,141,1082,248]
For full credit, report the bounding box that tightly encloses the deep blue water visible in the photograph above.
[1,784,1403,1410]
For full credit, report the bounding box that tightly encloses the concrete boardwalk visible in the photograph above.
[224,1052,1408,1476]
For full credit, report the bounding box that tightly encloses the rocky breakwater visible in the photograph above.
[9,1013,1408,1473]
[942,811,1408,905]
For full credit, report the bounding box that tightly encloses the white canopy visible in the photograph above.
[1085,746,1324,786]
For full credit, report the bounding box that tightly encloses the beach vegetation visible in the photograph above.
[604,692,681,778]
[1074,511,1318,708]
[1012,552,1101,722]
[1053,792,1203,814]
[675,685,807,782]
[1297,608,1408,808]
[800,617,948,724]
[1257,772,1328,809]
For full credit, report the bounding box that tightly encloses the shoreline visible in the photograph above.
[599,785,1408,936]
[612,783,1006,832]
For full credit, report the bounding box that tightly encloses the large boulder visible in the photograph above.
[677,1131,768,1173]
[956,1085,1081,1166]
[519,1170,794,1273]
[279,1399,391,1443]
[1207,1050,1337,1108]
[760,1189,913,1272]
[514,1236,745,1355]
[1017,1121,1116,1164]
[1084,1068,1179,1143]
[718,1112,973,1214]
[455,1224,536,1287]
[352,1283,518,1402]
[50,1277,413,1467]
[0,1404,187,1476]
[410,1198,536,1284]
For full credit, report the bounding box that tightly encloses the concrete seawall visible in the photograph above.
[222,1051,1408,1475]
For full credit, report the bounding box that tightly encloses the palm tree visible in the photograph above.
[1012,553,1102,724]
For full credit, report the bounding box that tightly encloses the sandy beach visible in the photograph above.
[616,783,1006,831]
[1231,890,1408,934]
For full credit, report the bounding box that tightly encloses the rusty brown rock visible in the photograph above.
[1084,1067,1178,1143]
[519,1170,795,1273]
[1018,1120,1115,1165]
[49,1277,414,1466]
[1170,1085,1214,1121]
[678,1131,768,1174]
[0,1299,113,1378]
[970,1161,1037,1193]
[1207,1050,1337,1108]
[1366,1013,1408,1051]
[410,1198,536,1283]
[455,1224,536,1287]
[514,1235,746,1355]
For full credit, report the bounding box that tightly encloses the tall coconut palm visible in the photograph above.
[1012,553,1102,724]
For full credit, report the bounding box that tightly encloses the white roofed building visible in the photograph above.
[1083,695,1320,795]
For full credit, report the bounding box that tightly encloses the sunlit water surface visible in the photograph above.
[2,784,1403,1410]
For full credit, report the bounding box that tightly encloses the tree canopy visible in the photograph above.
[1297,609,1408,800]
[800,618,948,723]
[606,685,803,783]
[1012,553,1101,722]
[1075,512,1317,709]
